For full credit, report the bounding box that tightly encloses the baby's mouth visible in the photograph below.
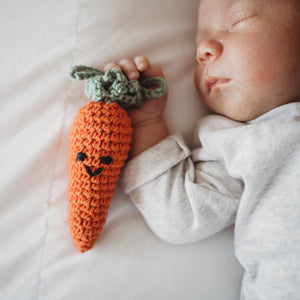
[84,165,103,177]
[206,76,230,92]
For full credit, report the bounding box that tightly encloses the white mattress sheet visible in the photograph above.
[0,0,243,299]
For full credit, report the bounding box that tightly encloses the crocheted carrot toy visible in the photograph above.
[68,65,167,252]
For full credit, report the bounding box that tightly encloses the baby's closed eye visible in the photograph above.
[229,13,261,31]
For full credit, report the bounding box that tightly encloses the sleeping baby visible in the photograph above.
[104,0,300,298]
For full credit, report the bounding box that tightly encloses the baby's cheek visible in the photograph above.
[247,54,282,95]
[194,65,203,94]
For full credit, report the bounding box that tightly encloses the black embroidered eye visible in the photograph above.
[100,156,112,165]
[77,152,87,161]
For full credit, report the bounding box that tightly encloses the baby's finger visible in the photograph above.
[141,65,165,79]
[119,58,139,80]
[134,56,150,72]
[103,62,121,72]
[141,66,168,101]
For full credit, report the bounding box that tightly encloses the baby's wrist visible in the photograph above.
[131,116,165,129]
[129,118,169,158]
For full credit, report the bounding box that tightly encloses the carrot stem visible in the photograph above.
[69,65,167,109]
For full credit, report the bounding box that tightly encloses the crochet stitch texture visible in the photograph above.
[67,65,167,252]
[68,101,132,252]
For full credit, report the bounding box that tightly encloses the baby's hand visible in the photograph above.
[104,56,168,128]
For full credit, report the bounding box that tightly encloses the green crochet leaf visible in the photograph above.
[69,65,167,109]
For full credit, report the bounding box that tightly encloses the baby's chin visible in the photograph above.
[215,102,287,122]
[195,81,260,121]
[200,94,264,122]
[223,111,261,122]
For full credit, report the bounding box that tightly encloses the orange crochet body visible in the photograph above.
[68,101,132,252]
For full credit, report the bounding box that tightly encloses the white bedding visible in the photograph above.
[0,0,243,299]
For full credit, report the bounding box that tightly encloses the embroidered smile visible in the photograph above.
[84,165,103,177]
[76,152,112,177]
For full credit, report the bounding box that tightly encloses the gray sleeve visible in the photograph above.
[120,133,243,244]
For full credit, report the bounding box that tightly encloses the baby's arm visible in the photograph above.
[106,56,243,243]
[121,133,243,243]
[104,56,169,158]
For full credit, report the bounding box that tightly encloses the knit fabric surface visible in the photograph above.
[67,65,167,252]
[69,65,167,109]
[68,101,132,252]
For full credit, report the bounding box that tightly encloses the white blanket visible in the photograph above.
[0,0,243,299]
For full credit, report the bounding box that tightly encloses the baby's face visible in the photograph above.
[195,0,300,121]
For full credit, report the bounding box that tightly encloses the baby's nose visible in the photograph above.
[196,39,223,63]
